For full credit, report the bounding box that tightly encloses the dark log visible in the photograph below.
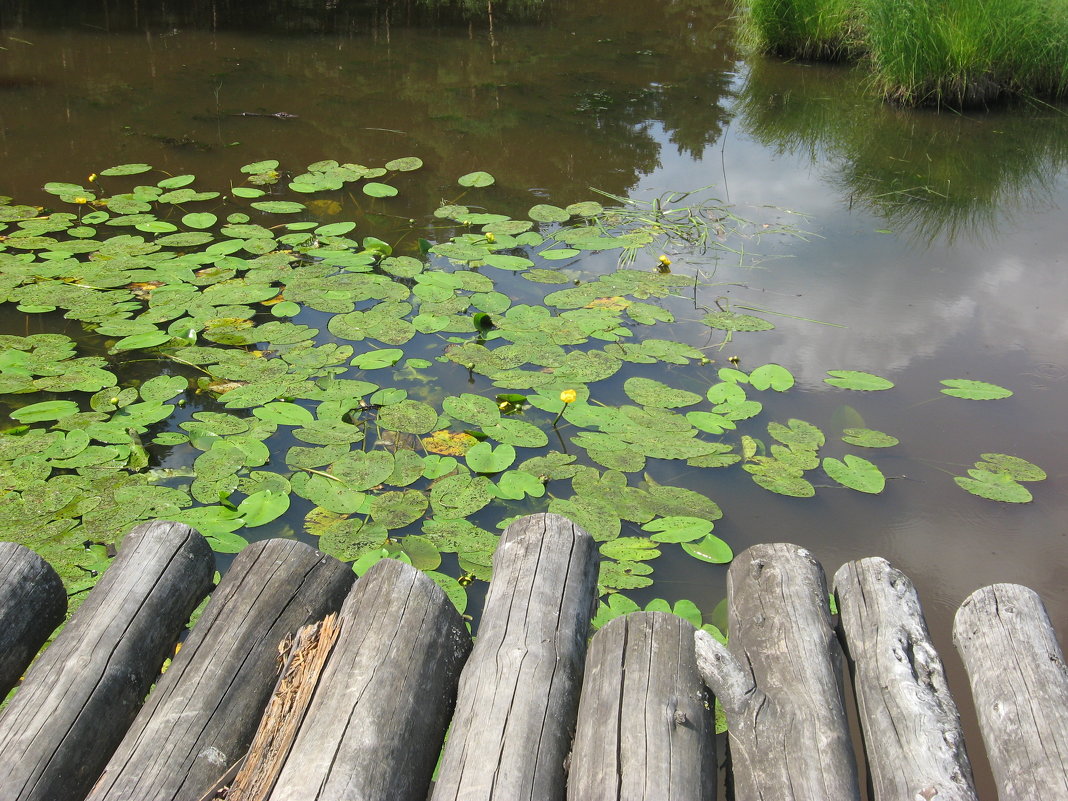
[87,538,354,801]
[953,583,1068,799]
[266,557,471,801]
[833,558,976,801]
[694,543,859,801]
[0,541,67,698]
[568,611,716,801]
[0,520,214,801]
[431,512,599,801]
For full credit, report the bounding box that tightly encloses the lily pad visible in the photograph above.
[681,534,734,564]
[841,428,899,448]
[955,470,1032,503]
[974,453,1046,482]
[823,455,885,494]
[824,370,894,391]
[940,379,1013,400]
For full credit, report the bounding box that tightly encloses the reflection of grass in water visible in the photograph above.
[736,57,1068,241]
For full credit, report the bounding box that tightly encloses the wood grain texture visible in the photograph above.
[267,557,471,801]
[954,583,1068,800]
[568,611,716,801]
[431,512,599,801]
[86,538,354,801]
[834,558,976,801]
[0,541,66,698]
[0,520,214,801]
[695,543,859,801]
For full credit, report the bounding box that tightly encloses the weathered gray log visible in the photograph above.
[431,512,599,801]
[568,611,716,801]
[694,543,859,801]
[0,520,214,801]
[267,557,471,801]
[86,538,354,801]
[834,558,976,801]
[0,541,67,698]
[953,583,1068,799]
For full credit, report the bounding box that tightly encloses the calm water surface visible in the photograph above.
[3,1,1067,794]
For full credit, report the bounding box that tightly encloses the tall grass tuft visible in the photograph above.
[741,0,1068,107]
[740,0,858,61]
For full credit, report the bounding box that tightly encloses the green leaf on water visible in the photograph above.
[954,470,1032,503]
[237,488,291,527]
[641,516,714,543]
[701,311,774,332]
[940,379,1013,400]
[681,533,734,564]
[253,401,315,426]
[370,490,429,529]
[749,363,794,391]
[768,419,825,450]
[823,455,885,494]
[974,453,1046,482]
[425,570,468,614]
[362,182,398,198]
[100,163,153,176]
[250,201,306,214]
[824,370,894,391]
[458,171,495,188]
[623,377,702,408]
[182,212,218,229]
[376,400,438,435]
[841,428,899,448]
[11,400,80,422]
[528,204,570,223]
[465,441,516,474]
[600,537,660,562]
[384,156,423,172]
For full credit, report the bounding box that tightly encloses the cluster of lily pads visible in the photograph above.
[0,156,1045,617]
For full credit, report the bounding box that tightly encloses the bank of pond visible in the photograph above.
[2,514,1066,800]
[741,0,1068,107]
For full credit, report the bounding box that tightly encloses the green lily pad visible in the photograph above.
[641,516,714,543]
[623,377,702,408]
[238,488,291,527]
[376,400,438,435]
[681,534,734,564]
[701,311,774,332]
[824,370,894,391]
[940,379,1013,400]
[842,428,899,448]
[370,489,429,529]
[823,455,885,494]
[974,453,1046,482]
[465,442,516,474]
[749,363,794,391]
[458,171,495,188]
[955,470,1032,503]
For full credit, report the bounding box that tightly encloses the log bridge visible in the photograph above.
[1,513,1066,800]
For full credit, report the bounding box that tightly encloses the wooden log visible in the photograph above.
[694,543,860,801]
[431,512,599,801]
[568,611,716,801]
[833,558,976,801]
[953,583,1068,799]
[0,541,67,698]
[0,520,214,801]
[266,557,471,801]
[86,538,354,801]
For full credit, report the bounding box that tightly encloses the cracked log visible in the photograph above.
[953,584,1068,799]
[694,543,859,801]
[833,558,976,801]
[568,611,716,801]
[87,538,354,801]
[0,542,66,698]
[431,512,599,801]
[0,520,214,801]
[267,557,471,801]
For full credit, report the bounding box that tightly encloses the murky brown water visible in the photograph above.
[3,1,1068,796]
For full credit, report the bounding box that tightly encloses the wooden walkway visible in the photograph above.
[1,514,1066,800]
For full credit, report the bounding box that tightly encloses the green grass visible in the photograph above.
[740,0,1068,107]
[740,0,858,61]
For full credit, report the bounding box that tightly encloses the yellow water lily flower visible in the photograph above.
[559,389,577,404]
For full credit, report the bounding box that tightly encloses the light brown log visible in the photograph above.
[834,558,976,801]
[431,512,599,801]
[0,520,214,801]
[267,557,471,801]
[0,541,67,698]
[694,543,859,801]
[954,583,1068,799]
[87,538,354,801]
[568,611,716,801]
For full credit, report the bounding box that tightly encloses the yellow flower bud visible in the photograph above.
[657,254,672,267]
[559,389,577,404]
[485,232,496,243]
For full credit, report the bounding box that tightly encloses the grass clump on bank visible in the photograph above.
[737,0,1068,107]
[740,0,857,60]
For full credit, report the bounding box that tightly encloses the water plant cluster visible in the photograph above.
[0,157,1044,622]
[738,0,1068,106]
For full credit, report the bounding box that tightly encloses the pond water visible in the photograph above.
[2,1,1067,794]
